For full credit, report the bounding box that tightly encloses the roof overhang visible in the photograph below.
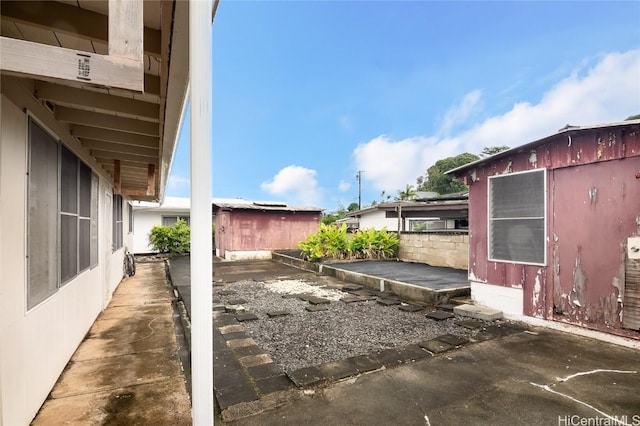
[446,119,640,177]
[0,0,195,202]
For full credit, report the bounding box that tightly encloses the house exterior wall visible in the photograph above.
[399,232,468,270]
[215,209,320,259]
[460,125,640,337]
[358,210,398,231]
[132,208,190,253]
[0,94,131,425]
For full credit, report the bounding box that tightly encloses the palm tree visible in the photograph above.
[396,184,417,201]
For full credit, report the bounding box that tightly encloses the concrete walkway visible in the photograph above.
[32,261,191,425]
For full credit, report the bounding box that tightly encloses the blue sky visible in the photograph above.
[166,1,640,210]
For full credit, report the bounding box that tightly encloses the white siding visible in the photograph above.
[0,95,127,425]
[358,210,398,231]
[132,208,190,253]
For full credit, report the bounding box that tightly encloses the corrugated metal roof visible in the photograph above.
[213,201,322,212]
[447,119,640,176]
[347,199,468,217]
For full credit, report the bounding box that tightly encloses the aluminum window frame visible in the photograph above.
[487,168,547,266]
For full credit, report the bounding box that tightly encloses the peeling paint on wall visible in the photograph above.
[529,150,537,167]
[588,187,598,204]
[471,169,478,183]
[533,270,542,317]
[503,160,513,174]
[571,250,587,307]
[596,137,605,159]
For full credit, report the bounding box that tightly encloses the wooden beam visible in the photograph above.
[90,149,159,165]
[122,187,157,197]
[147,164,157,196]
[36,82,159,120]
[0,0,161,57]
[56,107,159,136]
[145,74,161,97]
[71,125,159,148]
[80,139,158,158]
[96,158,154,169]
[109,0,143,61]
[0,37,144,91]
[114,159,121,194]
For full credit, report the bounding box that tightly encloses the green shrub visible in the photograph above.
[148,219,191,254]
[299,224,398,262]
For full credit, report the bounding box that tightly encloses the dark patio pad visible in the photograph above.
[288,366,325,387]
[426,310,455,320]
[418,339,453,354]
[436,334,469,347]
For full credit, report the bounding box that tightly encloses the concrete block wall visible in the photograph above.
[399,232,468,270]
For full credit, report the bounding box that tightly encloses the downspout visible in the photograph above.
[397,204,402,238]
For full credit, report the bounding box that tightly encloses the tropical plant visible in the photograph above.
[299,224,398,261]
[148,219,191,254]
[396,184,417,201]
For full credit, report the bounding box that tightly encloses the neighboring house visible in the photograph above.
[0,2,197,424]
[214,201,322,260]
[449,120,640,338]
[346,197,469,269]
[347,196,469,232]
[132,197,192,253]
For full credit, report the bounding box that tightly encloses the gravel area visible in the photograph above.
[216,278,482,372]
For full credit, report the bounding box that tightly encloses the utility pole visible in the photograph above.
[356,170,364,210]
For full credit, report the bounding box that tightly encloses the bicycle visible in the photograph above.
[124,247,136,277]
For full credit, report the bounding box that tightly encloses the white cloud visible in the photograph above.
[438,89,482,136]
[456,49,640,153]
[338,180,351,192]
[353,135,460,193]
[261,165,322,206]
[353,49,640,194]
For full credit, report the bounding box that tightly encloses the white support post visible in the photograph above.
[190,0,214,424]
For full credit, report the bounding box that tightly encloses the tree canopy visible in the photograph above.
[625,114,640,121]
[416,152,479,195]
[480,145,510,158]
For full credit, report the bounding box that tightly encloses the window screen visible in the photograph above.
[128,203,134,233]
[27,119,58,309]
[90,173,98,268]
[113,194,123,250]
[27,118,100,307]
[162,216,190,226]
[489,170,545,264]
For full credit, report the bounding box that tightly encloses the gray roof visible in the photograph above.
[213,201,322,212]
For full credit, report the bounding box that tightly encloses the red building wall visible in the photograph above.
[215,209,320,254]
[462,125,640,336]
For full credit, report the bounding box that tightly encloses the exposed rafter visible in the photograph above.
[71,125,159,148]
[36,82,159,120]
[80,139,158,158]
[90,149,159,165]
[56,107,159,136]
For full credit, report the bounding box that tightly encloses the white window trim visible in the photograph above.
[487,168,547,266]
